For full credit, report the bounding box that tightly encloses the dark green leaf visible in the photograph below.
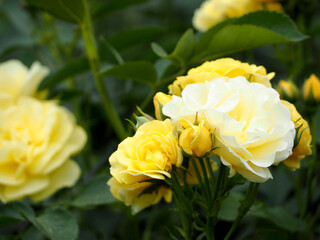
[314,106,320,145]
[196,11,308,60]
[107,27,164,52]
[25,0,84,23]
[72,175,116,208]
[92,0,149,20]
[250,205,306,232]
[32,208,78,240]
[100,61,157,86]
[38,58,89,90]
[0,202,35,226]
[218,192,243,221]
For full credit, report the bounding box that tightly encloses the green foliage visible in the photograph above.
[0,202,34,226]
[218,192,243,221]
[72,175,117,208]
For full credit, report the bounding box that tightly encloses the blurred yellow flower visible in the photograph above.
[282,101,312,169]
[108,177,172,214]
[277,80,299,101]
[169,58,275,96]
[109,119,182,185]
[153,92,172,120]
[303,74,320,103]
[0,97,86,202]
[179,118,212,158]
[192,0,282,32]
[0,60,49,108]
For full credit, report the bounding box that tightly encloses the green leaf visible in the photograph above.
[250,205,306,232]
[107,26,164,52]
[72,175,116,208]
[25,0,84,23]
[91,0,149,20]
[38,58,89,90]
[167,29,195,66]
[100,61,157,86]
[151,43,168,58]
[218,192,243,221]
[314,106,320,145]
[32,208,78,240]
[196,11,308,60]
[0,202,35,226]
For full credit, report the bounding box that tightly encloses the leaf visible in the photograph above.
[72,175,116,208]
[196,11,308,60]
[167,29,195,66]
[91,0,149,20]
[107,26,164,52]
[32,208,78,240]
[38,58,89,90]
[100,61,157,86]
[25,0,84,23]
[250,205,306,232]
[151,43,168,58]
[0,202,35,226]
[218,192,243,221]
[314,106,320,145]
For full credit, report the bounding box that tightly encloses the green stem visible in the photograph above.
[224,182,259,240]
[199,158,212,207]
[190,158,208,200]
[80,0,127,140]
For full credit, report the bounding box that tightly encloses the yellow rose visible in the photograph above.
[108,177,172,214]
[0,60,49,108]
[282,101,312,169]
[0,97,87,202]
[277,80,299,101]
[169,58,275,96]
[192,0,281,32]
[303,74,320,103]
[153,92,172,120]
[179,118,212,157]
[109,119,183,185]
[164,77,295,182]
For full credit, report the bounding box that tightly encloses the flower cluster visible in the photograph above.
[192,0,282,32]
[108,57,311,213]
[0,60,86,202]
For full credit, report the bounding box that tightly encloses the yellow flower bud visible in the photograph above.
[153,92,172,120]
[282,100,312,169]
[179,118,212,158]
[277,80,299,101]
[303,74,320,103]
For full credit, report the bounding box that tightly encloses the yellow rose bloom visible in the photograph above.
[0,60,49,108]
[109,119,183,185]
[108,177,172,214]
[192,0,282,32]
[179,118,212,158]
[277,80,299,101]
[0,97,87,202]
[303,74,320,103]
[169,58,275,96]
[282,101,312,169]
[153,92,172,120]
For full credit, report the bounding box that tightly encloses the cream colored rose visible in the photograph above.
[109,119,182,185]
[192,0,282,32]
[163,77,295,182]
[108,177,172,214]
[0,60,49,108]
[0,97,86,202]
[169,58,275,96]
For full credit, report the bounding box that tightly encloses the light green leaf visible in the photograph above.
[25,0,84,23]
[107,26,164,52]
[32,208,78,240]
[196,11,308,60]
[218,192,243,221]
[72,175,116,208]
[100,61,157,86]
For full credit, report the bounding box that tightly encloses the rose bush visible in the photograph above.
[163,77,296,182]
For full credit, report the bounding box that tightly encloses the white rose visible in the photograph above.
[163,77,295,182]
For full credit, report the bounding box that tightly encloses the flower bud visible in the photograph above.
[153,92,172,120]
[303,74,320,103]
[277,80,299,101]
[179,118,212,158]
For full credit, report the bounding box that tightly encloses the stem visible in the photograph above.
[80,0,127,140]
[224,182,259,240]
[190,158,208,200]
